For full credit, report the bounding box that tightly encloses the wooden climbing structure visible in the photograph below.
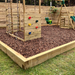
[6,0,41,41]
[56,0,75,29]
[44,0,75,29]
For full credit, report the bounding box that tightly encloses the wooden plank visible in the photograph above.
[10,0,13,34]
[25,28,41,33]
[23,0,25,41]
[61,12,68,16]
[39,0,41,13]
[25,22,41,26]
[25,14,41,18]
[25,25,41,29]
[60,27,69,29]
[25,20,41,24]
[24,41,75,69]
[25,29,41,36]
[13,21,19,23]
[61,16,68,18]
[6,32,24,41]
[64,4,74,29]
[25,17,41,20]
[0,41,26,69]
[19,0,21,31]
[41,24,59,26]
[0,25,6,28]
[25,33,41,41]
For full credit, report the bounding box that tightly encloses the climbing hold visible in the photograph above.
[70,16,75,22]
[45,17,49,21]
[48,20,52,24]
[61,0,65,5]
[28,23,31,26]
[36,20,38,23]
[45,17,50,24]
[29,32,31,35]
[28,17,31,19]
[35,26,38,29]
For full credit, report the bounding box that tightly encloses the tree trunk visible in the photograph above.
[68,0,70,6]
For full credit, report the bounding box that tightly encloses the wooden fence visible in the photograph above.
[0,2,75,27]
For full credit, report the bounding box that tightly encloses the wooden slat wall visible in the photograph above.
[25,13,41,41]
[0,2,75,27]
[0,3,6,27]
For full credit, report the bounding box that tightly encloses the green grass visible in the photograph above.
[0,48,75,75]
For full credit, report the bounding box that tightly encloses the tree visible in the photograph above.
[68,0,70,6]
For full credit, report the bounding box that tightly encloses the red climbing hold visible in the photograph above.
[28,17,31,19]
[36,26,38,29]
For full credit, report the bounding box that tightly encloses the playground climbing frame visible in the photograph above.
[6,0,41,41]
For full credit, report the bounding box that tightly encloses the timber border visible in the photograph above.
[0,40,75,69]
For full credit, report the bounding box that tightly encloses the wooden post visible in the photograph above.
[23,0,25,41]
[10,0,13,34]
[19,0,21,31]
[64,4,74,29]
[57,5,62,26]
[5,0,7,3]
[5,0,8,33]
[39,0,41,13]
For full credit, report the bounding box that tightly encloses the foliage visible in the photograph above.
[0,0,5,2]
[50,6,58,13]
[52,8,58,13]
[0,0,75,6]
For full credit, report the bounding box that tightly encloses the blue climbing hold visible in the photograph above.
[29,32,31,35]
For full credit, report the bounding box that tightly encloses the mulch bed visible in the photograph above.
[0,26,75,58]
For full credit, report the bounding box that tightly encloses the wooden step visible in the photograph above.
[60,26,69,29]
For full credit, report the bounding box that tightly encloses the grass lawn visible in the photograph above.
[0,48,75,75]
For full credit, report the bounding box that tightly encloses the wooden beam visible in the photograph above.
[6,32,25,41]
[5,0,7,3]
[41,24,59,26]
[64,4,74,29]
[39,0,41,13]
[19,0,21,31]
[6,0,8,33]
[0,40,75,69]
[10,0,14,34]
[0,41,26,69]
[24,40,75,69]
[57,5,62,26]
[23,0,25,41]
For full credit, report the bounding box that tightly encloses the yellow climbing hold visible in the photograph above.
[28,23,31,26]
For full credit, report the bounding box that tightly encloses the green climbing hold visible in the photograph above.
[70,16,75,22]
[61,0,65,5]
[45,17,49,21]
[45,17,52,24]
[48,20,52,24]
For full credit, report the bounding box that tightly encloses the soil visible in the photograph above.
[0,26,75,58]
